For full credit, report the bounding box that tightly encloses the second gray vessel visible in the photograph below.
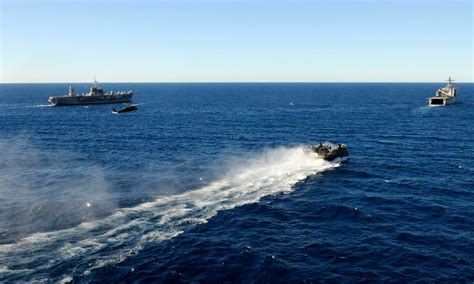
[48,80,133,106]
[428,77,457,106]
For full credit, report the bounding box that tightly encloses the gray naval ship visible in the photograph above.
[428,77,457,106]
[48,80,133,106]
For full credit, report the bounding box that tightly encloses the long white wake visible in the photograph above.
[0,146,340,281]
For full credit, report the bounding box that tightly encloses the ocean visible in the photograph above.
[0,83,473,282]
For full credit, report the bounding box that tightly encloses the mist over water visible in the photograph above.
[0,137,117,242]
[0,83,473,282]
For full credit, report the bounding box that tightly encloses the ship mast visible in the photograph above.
[448,76,453,87]
[68,85,75,96]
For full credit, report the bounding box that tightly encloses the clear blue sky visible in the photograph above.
[1,0,472,83]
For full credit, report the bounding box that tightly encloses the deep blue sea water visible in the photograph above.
[0,83,473,282]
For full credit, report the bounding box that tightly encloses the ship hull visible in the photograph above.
[48,93,133,106]
[428,96,456,107]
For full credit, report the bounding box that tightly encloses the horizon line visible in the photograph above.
[1,81,473,84]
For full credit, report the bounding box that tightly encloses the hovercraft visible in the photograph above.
[309,142,349,161]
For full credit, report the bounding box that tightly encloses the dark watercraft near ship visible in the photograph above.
[112,105,138,114]
[48,80,133,106]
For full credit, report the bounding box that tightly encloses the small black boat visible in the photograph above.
[308,142,349,161]
[112,105,138,114]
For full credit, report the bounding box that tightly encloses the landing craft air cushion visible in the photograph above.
[307,142,349,161]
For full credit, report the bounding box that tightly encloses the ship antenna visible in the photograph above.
[94,75,98,87]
